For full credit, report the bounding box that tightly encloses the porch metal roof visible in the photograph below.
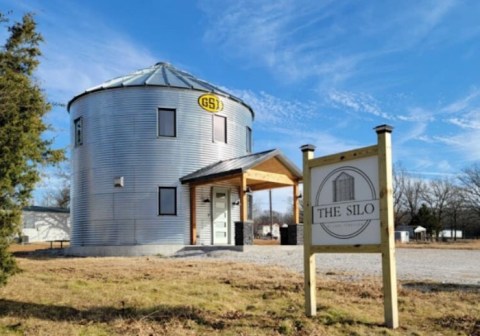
[180,149,302,185]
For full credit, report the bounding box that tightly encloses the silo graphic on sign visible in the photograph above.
[333,172,354,202]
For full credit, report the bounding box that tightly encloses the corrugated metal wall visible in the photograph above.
[70,87,252,246]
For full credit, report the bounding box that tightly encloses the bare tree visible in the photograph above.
[393,163,408,226]
[400,172,425,226]
[421,178,456,238]
[284,196,303,224]
[41,164,70,208]
[459,163,480,217]
[445,186,468,240]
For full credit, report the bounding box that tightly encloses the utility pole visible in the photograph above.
[269,189,273,238]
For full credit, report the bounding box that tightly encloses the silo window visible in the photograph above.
[157,108,176,137]
[213,115,227,143]
[158,187,177,215]
[74,117,83,147]
[246,126,252,153]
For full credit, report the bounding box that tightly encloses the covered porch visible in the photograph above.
[181,149,303,245]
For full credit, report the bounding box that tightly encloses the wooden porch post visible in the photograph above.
[190,184,197,245]
[239,174,248,222]
[301,144,316,316]
[293,182,300,223]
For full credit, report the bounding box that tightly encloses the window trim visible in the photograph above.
[158,186,177,216]
[212,114,227,143]
[74,117,83,147]
[157,108,177,137]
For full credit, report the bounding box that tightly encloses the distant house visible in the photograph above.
[396,225,426,241]
[439,230,463,239]
[22,206,70,243]
[257,223,281,239]
[394,231,409,243]
[396,225,414,238]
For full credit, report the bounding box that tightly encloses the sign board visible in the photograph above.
[311,157,380,245]
[301,125,399,329]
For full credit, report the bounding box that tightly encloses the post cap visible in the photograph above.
[300,144,316,152]
[374,124,394,134]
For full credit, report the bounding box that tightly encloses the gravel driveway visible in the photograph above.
[174,246,480,285]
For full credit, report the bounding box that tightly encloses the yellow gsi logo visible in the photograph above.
[198,93,224,113]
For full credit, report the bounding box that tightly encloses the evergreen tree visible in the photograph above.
[0,12,64,285]
[411,204,437,236]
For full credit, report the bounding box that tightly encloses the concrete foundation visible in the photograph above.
[66,245,245,257]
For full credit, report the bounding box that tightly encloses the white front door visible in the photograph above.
[212,187,230,245]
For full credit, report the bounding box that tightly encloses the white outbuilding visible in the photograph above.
[21,206,70,243]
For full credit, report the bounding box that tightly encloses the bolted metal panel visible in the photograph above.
[70,85,252,247]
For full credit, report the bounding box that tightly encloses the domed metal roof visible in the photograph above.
[67,62,254,116]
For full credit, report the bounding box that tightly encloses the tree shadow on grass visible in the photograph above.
[315,305,385,329]
[0,299,303,333]
[0,298,406,333]
[402,281,480,293]
[0,299,225,330]
[12,248,71,260]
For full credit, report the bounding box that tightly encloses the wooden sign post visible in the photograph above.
[301,124,398,329]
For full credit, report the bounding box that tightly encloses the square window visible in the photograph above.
[159,187,177,215]
[158,108,176,137]
[213,115,227,143]
[74,117,83,147]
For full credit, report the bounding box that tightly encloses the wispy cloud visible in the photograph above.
[327,90,395,120]
[221,88,358,162]
[266,126,358,155]
[200,1,367,86]
[434,131,480,161]
[31,2,156,104]
[446,114,480,130]
[403,0,457,47]
[399,122,431,145]
[200,0,461,88]
[440,88,480,114]
[225,88,319,126]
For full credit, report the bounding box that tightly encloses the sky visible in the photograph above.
[1,0,480,212]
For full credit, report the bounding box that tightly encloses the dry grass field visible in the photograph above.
[0,246,479,335]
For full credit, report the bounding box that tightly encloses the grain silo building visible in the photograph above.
[67,62,302,256]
